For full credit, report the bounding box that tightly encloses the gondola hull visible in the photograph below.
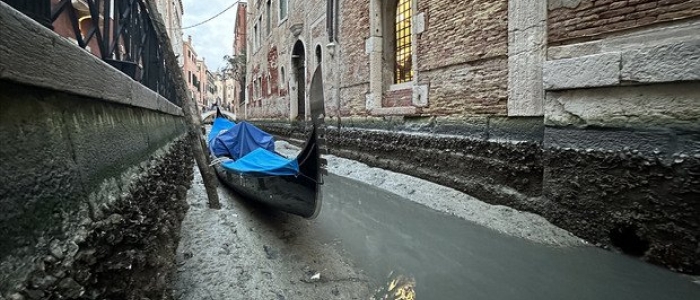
[211,125,323,219]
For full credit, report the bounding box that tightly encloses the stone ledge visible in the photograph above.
[621,40,700,83]
[0,2,182,117]
[369,106,419,116]
[543,52,621,90]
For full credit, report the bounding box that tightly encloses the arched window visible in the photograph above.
[394,0,412,84]
[280,66,286,87]
[315,45,322,65]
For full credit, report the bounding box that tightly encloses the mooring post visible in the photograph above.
[143,0,221,209]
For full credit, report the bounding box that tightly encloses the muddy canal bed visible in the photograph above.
[171,141,700,299]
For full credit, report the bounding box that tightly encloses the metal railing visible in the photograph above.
[2,0,180,106]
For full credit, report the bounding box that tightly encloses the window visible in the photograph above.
[280,66,286,87]
[279,0,288,21]
[266,0,271,36]
[326,0,338,41]
[253,22,259,50]
[267,75,272,95]
[394,0,412,84]
[254,78,261,99]
[258,16,263,43]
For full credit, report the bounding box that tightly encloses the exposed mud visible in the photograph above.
[543,147,700,274]
[275,141,584,247]
[258,121,700,274]
[171,168,371,300]
[1,138,193,299]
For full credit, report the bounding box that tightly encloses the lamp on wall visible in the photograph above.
[326,42,336,57]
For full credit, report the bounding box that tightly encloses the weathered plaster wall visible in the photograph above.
[0,80,191,298]
[246,0,339,120]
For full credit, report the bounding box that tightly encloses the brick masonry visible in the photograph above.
[417,0,508,71]
[247,0,510,119]
[548,0,700,44]
[415,0,509,115]
[339,0,371,88]
[420,57,508,115]
[384,88,412,107]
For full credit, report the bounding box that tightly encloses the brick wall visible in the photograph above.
[266,46,280,97]
[246,0,341,120]
[417,0,508,71]
[548,0,700,44]
[384,88,413,107]
[339,0,370,86]
[340,84,370,116]
[421,57,508,115]
[416,0,509,116]
[249,0,511,119]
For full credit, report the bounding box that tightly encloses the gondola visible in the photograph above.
[207,110,325,219]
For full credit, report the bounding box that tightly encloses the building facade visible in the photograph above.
[246,0,700,274]
[196,59,212,109]
[232,1,248,116]
[183,36,202,111]
[206,68,217,108]
[155,0,184,66]
[214,72,226,109]
[213,72,240,113]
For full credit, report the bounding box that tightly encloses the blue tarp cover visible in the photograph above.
[209,117,299,176]
[221,148,300,176]
[209,119,275,160]
[208,117,236,145]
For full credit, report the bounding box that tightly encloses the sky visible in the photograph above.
[182,0,244,71]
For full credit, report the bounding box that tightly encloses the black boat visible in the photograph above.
[208,112,325,219]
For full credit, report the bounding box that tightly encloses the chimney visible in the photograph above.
[188,35,192,44]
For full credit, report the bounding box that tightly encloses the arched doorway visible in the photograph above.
[292,41,306,120]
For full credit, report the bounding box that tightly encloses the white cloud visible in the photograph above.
[182,0,243,71]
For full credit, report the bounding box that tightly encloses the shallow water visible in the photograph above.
[315,174,700,300]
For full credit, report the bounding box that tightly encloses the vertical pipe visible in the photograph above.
[103,0,112,59]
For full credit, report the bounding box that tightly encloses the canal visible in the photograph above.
[316,174,700,300]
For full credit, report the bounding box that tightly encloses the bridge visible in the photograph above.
[201,109,237,123]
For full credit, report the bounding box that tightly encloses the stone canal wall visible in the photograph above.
[0,80,192,299]
[0,5,192,297]
[256,115,699,274]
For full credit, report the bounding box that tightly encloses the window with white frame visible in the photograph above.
[266,0,271,35]
[279,0,288,21]
[256,16,262,48]
[253,20,260,50]
[280,66,286,88]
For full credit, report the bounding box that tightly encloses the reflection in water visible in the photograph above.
[373,272,416,300]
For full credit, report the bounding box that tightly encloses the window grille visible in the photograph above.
[395,0,412,84]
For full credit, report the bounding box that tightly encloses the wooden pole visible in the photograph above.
[143,0,221,209]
